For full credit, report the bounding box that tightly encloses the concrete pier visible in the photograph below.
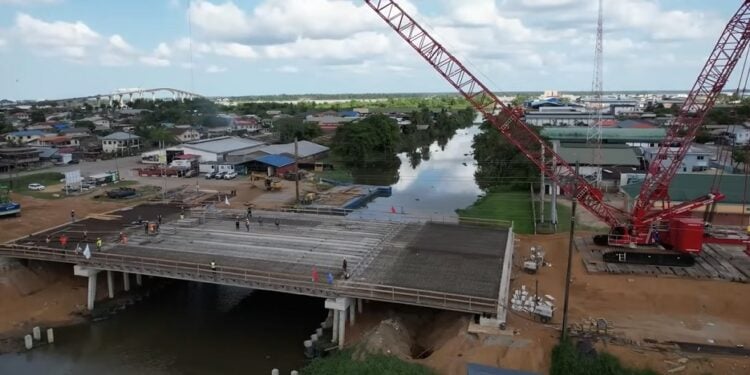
[338,308,346,349]
[74,265,100,310]
[123,272,131,292]
[325,297,353,349]
[332,310,339,343]
[107,270,115,298]
[349,301,355,326]
[357,298,363,314]
[136,273,142,286]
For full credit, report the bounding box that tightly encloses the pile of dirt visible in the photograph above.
[354,317,413,360]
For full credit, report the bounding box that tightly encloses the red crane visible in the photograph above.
[365,0,750,258]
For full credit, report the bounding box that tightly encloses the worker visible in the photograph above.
[342,259,348,274]
[246,206,252,218]
[326,272,334,285]
[70,210,76,223]
[180,213,185,220]
[119,231,125,243]
[312,266,318,283]
[59,234,68,249]
[96,237,103,251]
[144,222,149,235]
[235,217,240,230]
[274,218,280,230]
[82,230,88,242]
[157,214,163,225]
[245,218,250,232]
[45,235,51,245]
[210,261,217,276]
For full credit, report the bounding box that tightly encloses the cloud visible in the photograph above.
[139,56,171,67]
[108,34,136,54]
[15,13,100,59]
[205,64,227,73]
[188,0,380,44]
[262,32,390,61]
[276,65,299,73]
[211,42,257,59]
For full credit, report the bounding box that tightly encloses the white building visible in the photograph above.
[641,145,713,173]
[180,136,265,163]
[169,128,201,143]
[719,124,750,145]
[102,132,141,154]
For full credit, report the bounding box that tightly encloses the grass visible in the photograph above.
[456,190,571,234]
[0,172,65,199]
[551,339,657,375]
[302,350,436,375]
[315,156,354,184]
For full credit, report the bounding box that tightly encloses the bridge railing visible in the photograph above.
[0,244,497,314]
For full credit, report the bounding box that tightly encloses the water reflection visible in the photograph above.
[353,125,482,219]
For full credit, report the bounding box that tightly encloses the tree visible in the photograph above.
[472,116,537,191]
[30,110,46,123]
[274,117,322,143]
[332,114,400,166]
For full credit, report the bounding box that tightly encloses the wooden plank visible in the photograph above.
[705,246,747,282]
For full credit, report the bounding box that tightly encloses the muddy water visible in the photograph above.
[0,282,327,374]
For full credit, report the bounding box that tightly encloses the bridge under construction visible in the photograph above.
[0,204,515,348]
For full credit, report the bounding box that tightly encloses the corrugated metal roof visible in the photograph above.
[260,141,329,158]
[557,143,640,166]
[8,130,45,137]
[622,173,749,204]
[183,136,264,154]
[103,131,140,141]
[541,127,666,141]
[256,154,295,167]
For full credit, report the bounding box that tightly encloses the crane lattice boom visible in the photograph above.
[364,0,625,228]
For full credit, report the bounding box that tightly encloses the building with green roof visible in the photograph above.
[541,127,666,144]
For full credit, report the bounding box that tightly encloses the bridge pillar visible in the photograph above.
[123,272,131,292]
[357,298,363,314]
[325,297,352,349]
[74,265,100,311]
[107,270,114,298]
[349,301,355,326]
[136,273,142,286]
[331,310,339,343]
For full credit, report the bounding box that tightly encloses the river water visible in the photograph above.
[0,123,484,374]
[0,284,327,375]
[352,124,482,220]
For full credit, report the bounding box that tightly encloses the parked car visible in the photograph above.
[28,183,46,191]
[68,159,80,165]
[217,172,227,179]
[183,169,197,178]
[205,171,217,179]
[223,172,238,180]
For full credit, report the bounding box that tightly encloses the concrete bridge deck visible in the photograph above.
[0,204,514,316]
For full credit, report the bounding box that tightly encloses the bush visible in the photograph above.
[303,350,435,375]
[551,339,657,375]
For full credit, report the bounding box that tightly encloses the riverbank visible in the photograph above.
[456,190,571,234]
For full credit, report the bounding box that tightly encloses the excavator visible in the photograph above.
[364,0,750,265]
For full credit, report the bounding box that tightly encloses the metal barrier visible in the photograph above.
[0,244,498,314]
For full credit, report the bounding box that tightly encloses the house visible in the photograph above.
[232,115,261,132]
[29,135,80,148]
[59,127,92,137]
[0,147,42,172]
[102,132,141,154]
[717,124,750,145]
[641,145,713,173]
[168,127,201,143]
[252,154,296,177]
[305,114,356,131]
[5,130,46,144]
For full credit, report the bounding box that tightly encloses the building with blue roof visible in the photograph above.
[251,154,296,177]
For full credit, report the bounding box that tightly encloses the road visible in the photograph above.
[0,156,142,178]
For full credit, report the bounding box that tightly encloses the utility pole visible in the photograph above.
[561,161,579,342]
[551,141,559,230]
[294,137,300,204]
[539,141,545,225]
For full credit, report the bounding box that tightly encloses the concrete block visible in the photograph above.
[73,265,100,277]
[32,326,41,340]
[46,328,55,344]
[24,335,32,350]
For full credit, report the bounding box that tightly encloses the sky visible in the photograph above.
[0,0,743,100]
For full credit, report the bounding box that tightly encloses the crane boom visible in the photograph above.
[633,1,750,222]
[364,0,625,227]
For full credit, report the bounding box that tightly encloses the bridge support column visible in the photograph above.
[325,297,352,350]
[331,310,339,344]
[107,270,114,298]
[357,298,363,314]
[136,273,142,286]
[74,265,100,311]
[349,301,355,326]
[123,272,131,292]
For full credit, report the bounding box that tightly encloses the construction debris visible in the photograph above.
[511,285,555,323]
